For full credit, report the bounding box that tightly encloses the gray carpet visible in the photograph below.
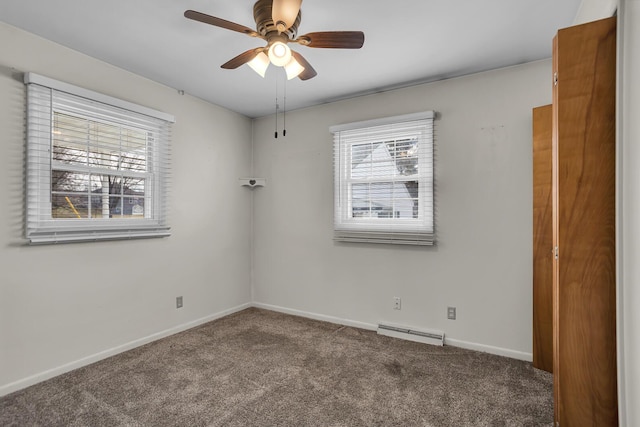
[0,308,553,426]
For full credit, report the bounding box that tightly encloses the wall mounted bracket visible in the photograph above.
[239,178,266,188]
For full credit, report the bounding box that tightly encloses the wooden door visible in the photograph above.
[552,16,617,426]
[532,104,553,373]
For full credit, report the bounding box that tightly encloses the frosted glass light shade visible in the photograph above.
[247,52,270,77]
[268,42,292,67]
[272,0,302,32]
[284,57,305,80]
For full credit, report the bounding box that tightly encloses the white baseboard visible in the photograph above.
[445,337,533,362]
[0,302,251,398]
[253,302,532,362]
[251,302,378,331]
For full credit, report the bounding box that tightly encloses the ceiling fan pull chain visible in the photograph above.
[274,76,279,138]
[283,74,287,137]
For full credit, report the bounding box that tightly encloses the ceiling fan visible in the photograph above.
[184,0,365,81]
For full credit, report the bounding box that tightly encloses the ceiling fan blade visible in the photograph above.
[295,31,365,49]
[184,10,260,37]
[272,0,302,31]
[291,51,317,80]
[221,48,265,69]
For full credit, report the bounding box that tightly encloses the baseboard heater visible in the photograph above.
[377,323,444,346]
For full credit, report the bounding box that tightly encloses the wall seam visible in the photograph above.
[250,119,256,303]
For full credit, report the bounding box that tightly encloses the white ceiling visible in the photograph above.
[0,0,582,118]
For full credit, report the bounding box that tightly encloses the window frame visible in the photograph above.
[24,73,174,244]
[331,111,435,245]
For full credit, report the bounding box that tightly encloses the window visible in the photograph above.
[331,111,434,245]
[25,73,174,244]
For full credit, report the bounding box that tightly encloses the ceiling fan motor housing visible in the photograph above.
[253,0,301,42]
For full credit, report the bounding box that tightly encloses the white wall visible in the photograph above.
[574,0,618,24]
[0,22,253,395]
[619,0,640,424]
[251,60,552,359]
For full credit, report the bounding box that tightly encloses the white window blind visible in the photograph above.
[331,111,434,245]
[25,73,174,244]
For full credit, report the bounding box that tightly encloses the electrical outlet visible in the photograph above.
[393,297,402,310]
[176,296,183,309]
[447,306,456,320]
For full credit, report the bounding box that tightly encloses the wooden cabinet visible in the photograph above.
[532,104,553,374]
[551,16,617,426]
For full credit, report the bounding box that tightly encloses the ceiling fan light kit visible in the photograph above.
[268,41,292,66]
[184,0,364,81]
[247,52,270,77]
[284,57,305,80]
